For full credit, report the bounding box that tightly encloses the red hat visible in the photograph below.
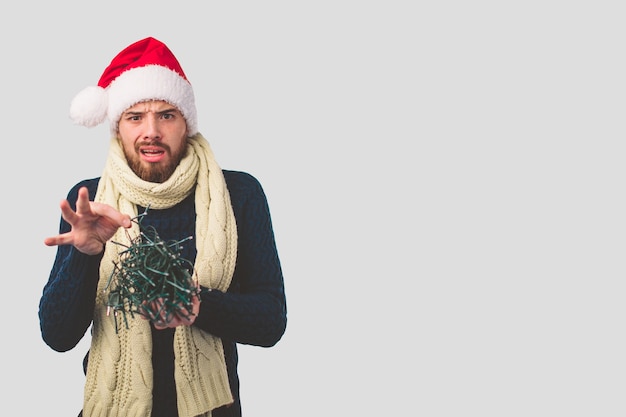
[69,37,198,135]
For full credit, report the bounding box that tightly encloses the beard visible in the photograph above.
[124,141,187,183]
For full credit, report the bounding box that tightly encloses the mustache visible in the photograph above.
[136,141,171,152]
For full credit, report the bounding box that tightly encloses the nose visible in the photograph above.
[144,114,161,140]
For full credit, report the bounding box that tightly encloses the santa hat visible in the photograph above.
[70,37,198,135]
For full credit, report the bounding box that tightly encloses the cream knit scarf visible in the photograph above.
[83,133,237,417]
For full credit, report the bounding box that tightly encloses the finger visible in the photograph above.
[43,232,73,247]
[90,202,132,229]
[75,187,93,214]
[58,199,79,225]
[173,304,197,326]
[146,299,169,323]
[153,321,169,330]
[140,302,159,321]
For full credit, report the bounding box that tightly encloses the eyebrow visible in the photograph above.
[123,107,179,116]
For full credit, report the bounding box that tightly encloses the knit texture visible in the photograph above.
[83,133,237,417]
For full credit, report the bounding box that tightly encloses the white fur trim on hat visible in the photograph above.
[106,65,198,135]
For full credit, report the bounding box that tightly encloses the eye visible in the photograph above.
[162,113,174,120]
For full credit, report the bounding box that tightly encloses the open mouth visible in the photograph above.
[139,146,167,162]
[141,148,165,156]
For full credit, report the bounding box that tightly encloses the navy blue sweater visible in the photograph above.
[39,170,287,417]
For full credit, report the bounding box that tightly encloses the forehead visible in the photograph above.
[124,100,180,113]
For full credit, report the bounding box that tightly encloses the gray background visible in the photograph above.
[3,1,624,415]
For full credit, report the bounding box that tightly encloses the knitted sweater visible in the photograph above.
[39,170,287,417]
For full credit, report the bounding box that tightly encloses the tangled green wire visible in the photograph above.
[104,208,199,332]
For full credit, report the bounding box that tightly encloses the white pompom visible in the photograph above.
[69,86,108,128]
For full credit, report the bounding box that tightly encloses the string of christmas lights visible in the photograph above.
[104,208,199,332]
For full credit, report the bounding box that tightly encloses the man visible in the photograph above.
[39,37,287,417]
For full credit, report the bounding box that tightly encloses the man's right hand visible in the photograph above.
[44,186,132,255]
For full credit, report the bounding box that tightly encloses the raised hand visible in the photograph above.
[44,186,132,255]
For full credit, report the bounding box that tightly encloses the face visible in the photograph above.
[117,100,188,183]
